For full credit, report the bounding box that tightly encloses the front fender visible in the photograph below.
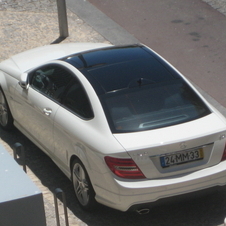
[0,70,19,118]
[0,71,7,91]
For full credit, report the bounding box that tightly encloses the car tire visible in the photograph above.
[0,89,14,130]
[72,159,96,210]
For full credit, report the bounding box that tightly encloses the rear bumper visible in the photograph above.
[128,183,225,212]
[94,161,226,211]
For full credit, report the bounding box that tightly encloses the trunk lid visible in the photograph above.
[113,113,226,179]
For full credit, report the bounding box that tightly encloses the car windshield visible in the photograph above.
[100,79,211,133]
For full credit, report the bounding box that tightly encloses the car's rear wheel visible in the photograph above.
[72,159,96,210]
[0,89,13,130]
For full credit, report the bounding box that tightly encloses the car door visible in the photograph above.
[53,77,94,174]
[13,64,73,155]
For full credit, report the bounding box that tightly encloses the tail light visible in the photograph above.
[104,156,145,179]
[221,143,226,161]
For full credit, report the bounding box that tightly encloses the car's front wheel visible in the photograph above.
[0,89,13,130]
[72,159,96,210]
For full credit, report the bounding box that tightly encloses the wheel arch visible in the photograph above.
[70,155,79,178]
[0,85,14,130]
[0,69,19,109]
[69,154,91,180]
[0,71,8,92]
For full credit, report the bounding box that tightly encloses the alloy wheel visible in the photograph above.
[73,162,90,206]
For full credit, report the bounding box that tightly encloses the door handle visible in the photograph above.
[43,108,52,116]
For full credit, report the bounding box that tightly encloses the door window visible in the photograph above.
[30,65,73,102]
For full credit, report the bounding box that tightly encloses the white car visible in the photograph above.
[0,43,226,212]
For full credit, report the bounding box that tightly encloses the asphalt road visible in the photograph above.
[70,0,226,111]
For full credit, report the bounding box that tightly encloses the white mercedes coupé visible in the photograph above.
[0,43,226,212]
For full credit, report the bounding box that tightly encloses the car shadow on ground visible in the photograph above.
[1,127,226,226]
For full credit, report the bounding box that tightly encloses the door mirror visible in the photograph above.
[19,73,29,89]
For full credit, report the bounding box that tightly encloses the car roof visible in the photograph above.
[63,44,181,95]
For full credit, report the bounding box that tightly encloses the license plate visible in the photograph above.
[160,148,204,168]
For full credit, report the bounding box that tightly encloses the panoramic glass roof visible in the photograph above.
[64,45,180,94]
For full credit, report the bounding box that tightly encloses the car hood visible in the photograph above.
[0,43,111,79]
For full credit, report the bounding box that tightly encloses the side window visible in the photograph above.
[30,65,73,102]
[62,79,94,119]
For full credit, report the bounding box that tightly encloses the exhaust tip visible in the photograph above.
[136,208,150,215]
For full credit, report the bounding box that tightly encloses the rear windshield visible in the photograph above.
[100,79,211,133]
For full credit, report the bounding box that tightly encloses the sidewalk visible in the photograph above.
[0,0,109,62]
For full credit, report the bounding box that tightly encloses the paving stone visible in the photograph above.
[202,0,226,16]
[0,0,109,61]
